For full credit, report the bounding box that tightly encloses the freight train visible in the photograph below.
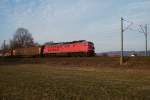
[0,40,95,57]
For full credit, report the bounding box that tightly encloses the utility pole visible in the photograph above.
[145,24,148,56]
[3,40,6,50]
[139,24,148,56]
[120,17,124,65]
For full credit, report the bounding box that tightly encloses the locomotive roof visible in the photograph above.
[46,40,91,45]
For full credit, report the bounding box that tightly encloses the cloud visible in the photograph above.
[0,0,149,52]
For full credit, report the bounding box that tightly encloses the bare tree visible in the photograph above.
[10,28,34,49]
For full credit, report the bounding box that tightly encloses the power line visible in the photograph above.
[120,17,149,65]
[123,18,143,27]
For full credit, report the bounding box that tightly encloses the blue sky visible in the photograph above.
[0,0,150,52]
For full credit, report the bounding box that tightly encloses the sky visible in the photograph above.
[0,0,150,52]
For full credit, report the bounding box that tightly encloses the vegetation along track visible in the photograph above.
[0,57,150,100]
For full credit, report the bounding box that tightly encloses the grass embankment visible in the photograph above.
[0,57,150,100]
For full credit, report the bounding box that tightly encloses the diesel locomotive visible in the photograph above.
[0,40,95,57]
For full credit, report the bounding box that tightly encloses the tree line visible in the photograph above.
[1,28,39,50]
[1,27,82,50]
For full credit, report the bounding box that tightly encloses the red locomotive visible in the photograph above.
[43,40,95,56]
[0,40,95,57]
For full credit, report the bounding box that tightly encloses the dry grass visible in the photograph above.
[0,57,150,100]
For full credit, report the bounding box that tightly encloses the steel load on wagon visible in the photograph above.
[0,49,12,57]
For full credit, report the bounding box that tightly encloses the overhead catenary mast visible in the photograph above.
[145,24,148,56]
[3,40,6,50]
[120,17,124,65]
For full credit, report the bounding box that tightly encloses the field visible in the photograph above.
[0,57,150,100]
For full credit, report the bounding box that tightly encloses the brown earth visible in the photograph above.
[0,57,150,69]
[0,57,150,100]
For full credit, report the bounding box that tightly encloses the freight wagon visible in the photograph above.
[0,49,12,57]
[13,47,42,57]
